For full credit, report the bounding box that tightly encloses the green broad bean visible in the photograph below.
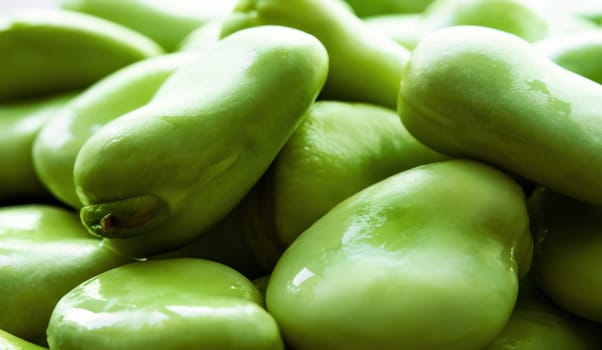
[0,205,129,345]
[420,0,549,42]
[170,100,448,275]
[363,14,423,50]
[0,9,162,101]
[177,20,223,52]
[47,258,283,350]
[33,51,199,209]
[535,29,602,84]
[342,0,435,17]
[420,0,596,42]
[74,25,328,258]
[61,0,237,51]
[221,0,410,108]
[0,330,46,350]
[257,100,448,246]
[529,188,602,323]
[267,159,533,350]
[399,25,602,205]
[484,279,602,349]
[0,93,74,203]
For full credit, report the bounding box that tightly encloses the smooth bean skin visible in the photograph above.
[177,19,223,52]
[535,30,602,84]
[61,0,237,51]
[47,258,283,350]
[0,93,74,203]
[33,51,199,209]
[420,0,549,42]
[342,0,434,17]
[422,0,597,42]
[221,0,410,108]
[0,330,46,350]
[180,101,448,275]
[529,188,602,323]
[74,25,328,258]
[0,9,162,101]
[0,205,129,345]
[363,14,423,50]
[484,279,602,350]
[399,26,602,205]
[267,159,533,350]
[260,100,448,246]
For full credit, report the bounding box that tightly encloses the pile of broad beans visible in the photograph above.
[1,0,602,349]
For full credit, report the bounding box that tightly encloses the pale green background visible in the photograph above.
[0,0,61,12]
